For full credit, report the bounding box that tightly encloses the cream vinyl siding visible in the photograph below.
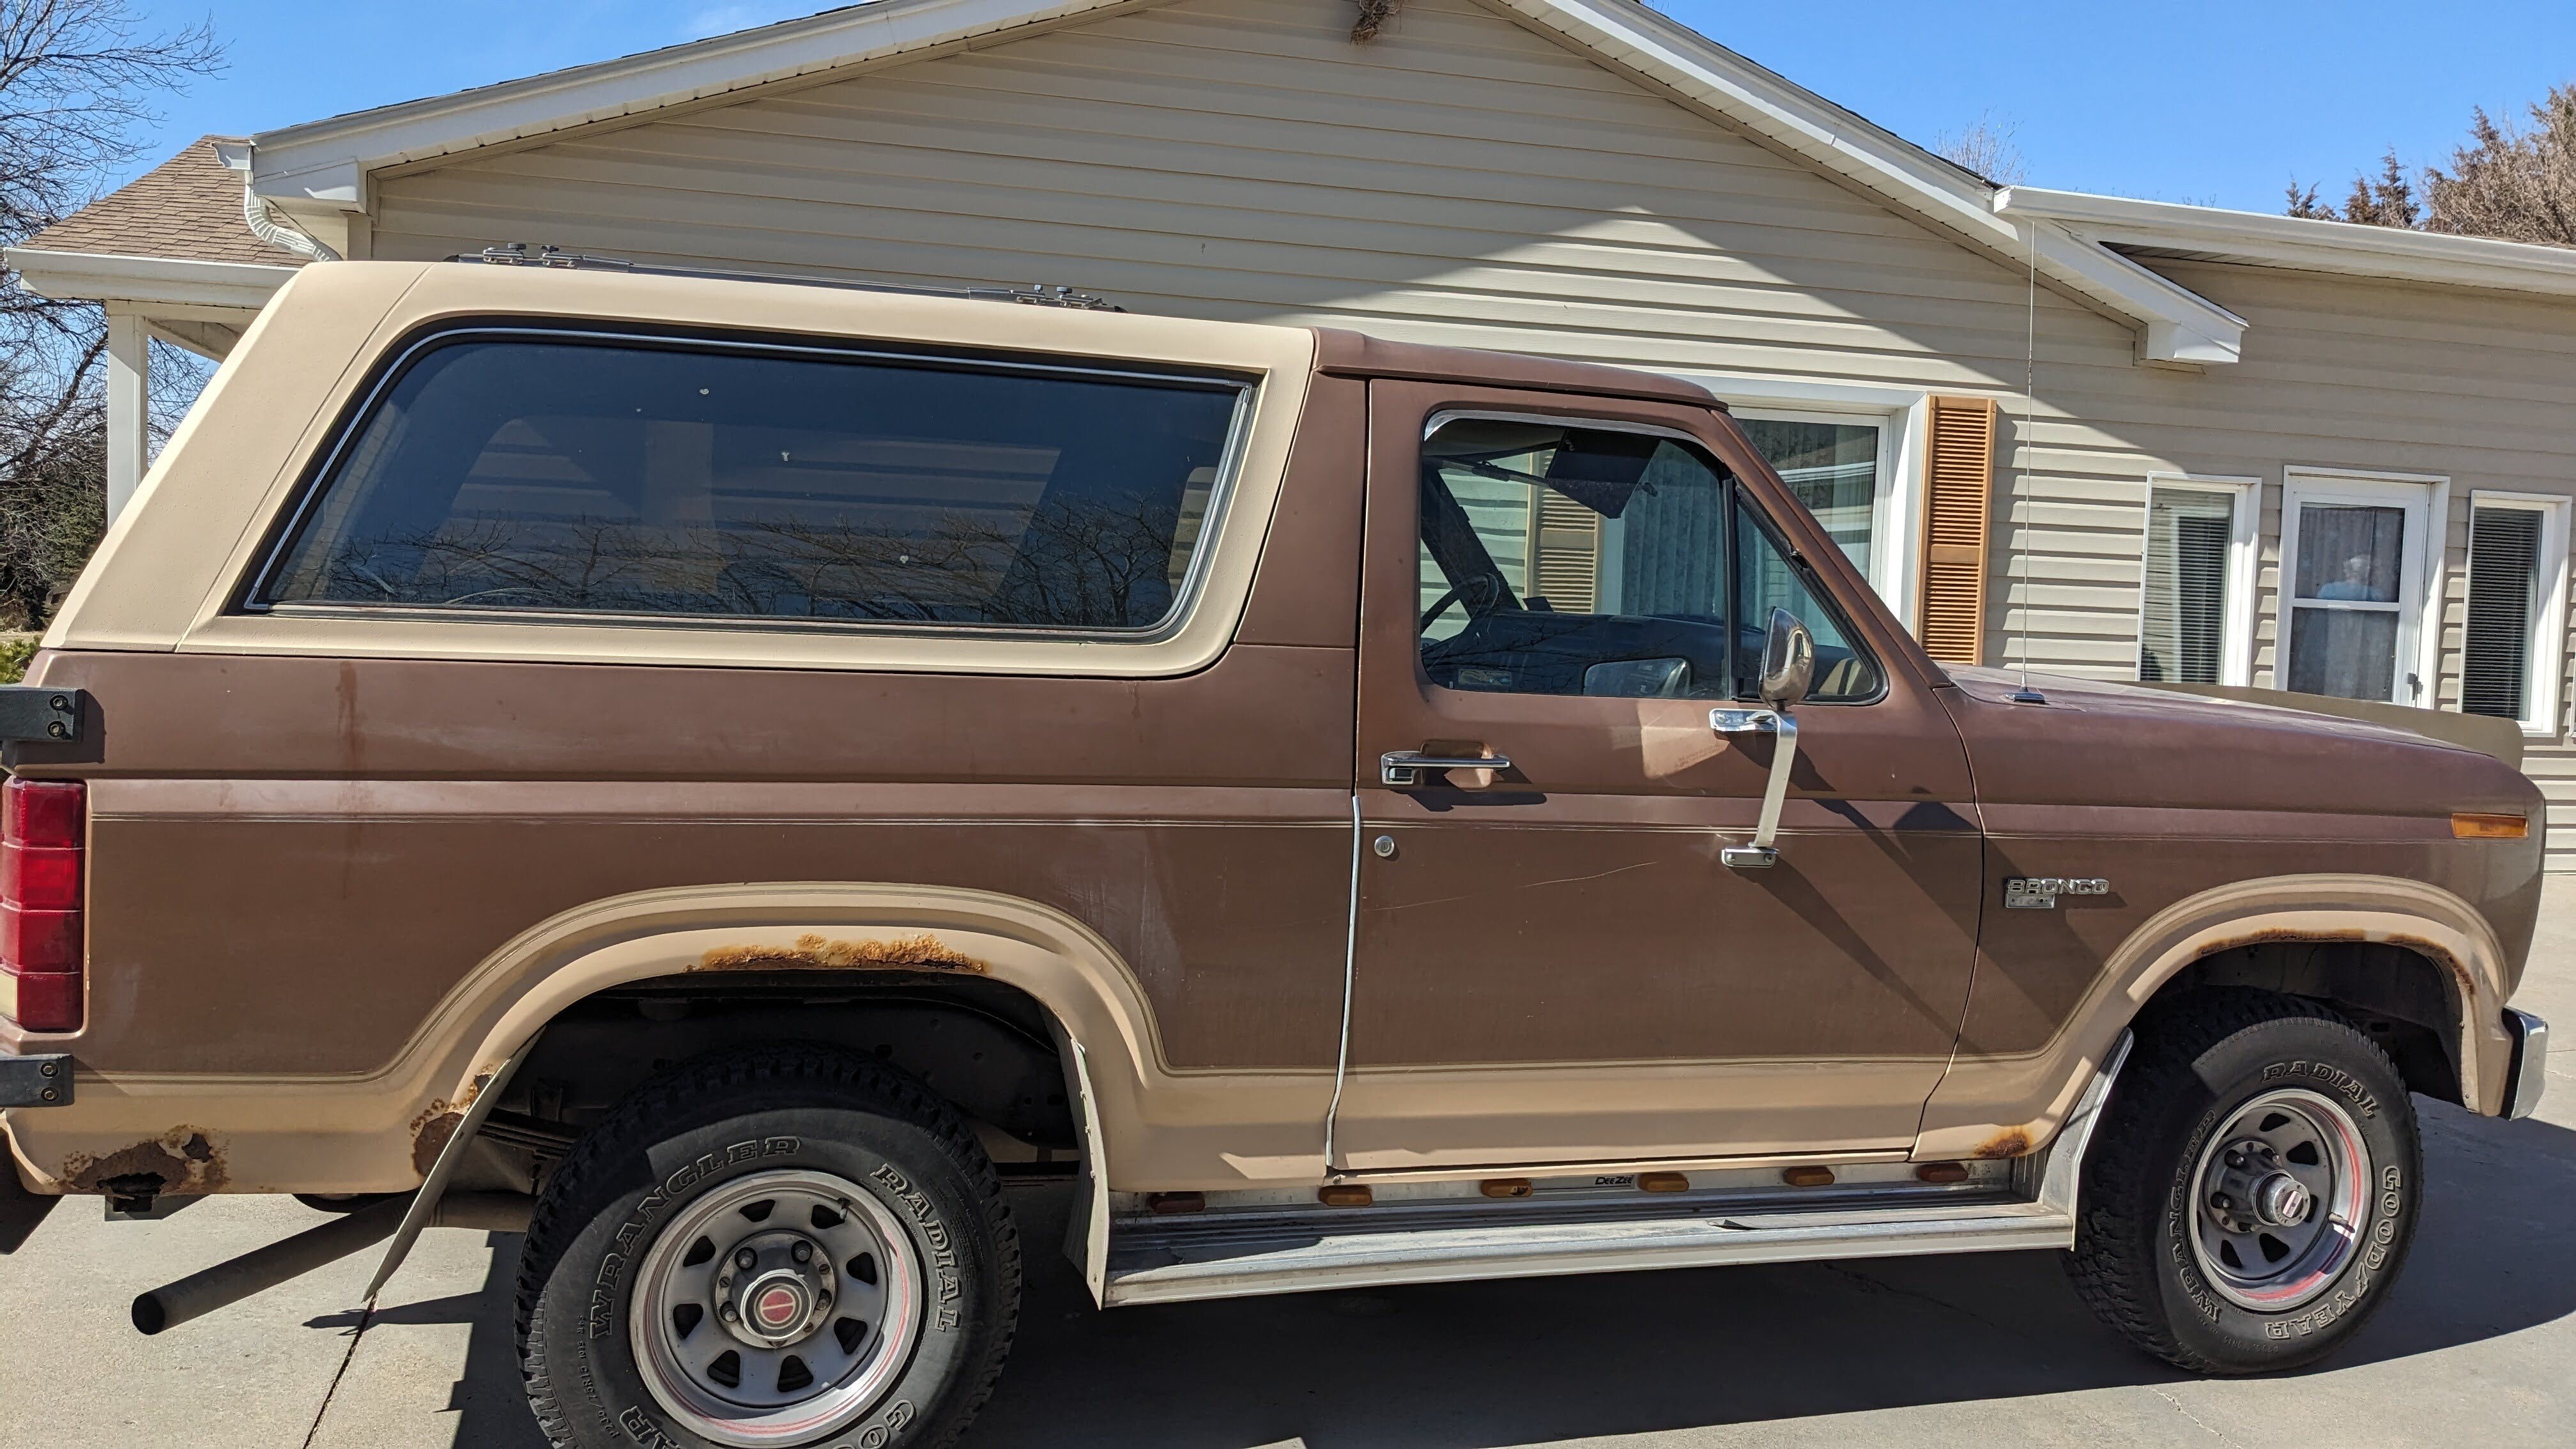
[2109,261,2576,867]
[368,0,2171,678]
[362,0,2576,857]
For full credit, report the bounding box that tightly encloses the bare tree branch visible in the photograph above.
[1932,112,2027,187]
[0,1,225,626]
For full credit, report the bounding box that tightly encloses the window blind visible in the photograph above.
[2463,505,2544,720]
[2138,487,2233,684]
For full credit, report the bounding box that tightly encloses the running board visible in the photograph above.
[1101,1032,2133,1308]
[1103,1190,2067,1305]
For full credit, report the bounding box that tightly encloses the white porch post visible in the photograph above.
[103,308,151,519]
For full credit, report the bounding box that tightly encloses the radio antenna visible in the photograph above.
[2007,215,2047,705]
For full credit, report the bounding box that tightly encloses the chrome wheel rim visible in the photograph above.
[2187,1087,2369,1312]
[630,1168,923,1446]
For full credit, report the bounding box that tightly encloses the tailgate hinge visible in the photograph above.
[0,1054,73,1107]
[0,685,83,744]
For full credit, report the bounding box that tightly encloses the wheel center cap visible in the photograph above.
[2255,1172,2312,1227]
[712,1231,838,1348]
[753,1282,807,1331]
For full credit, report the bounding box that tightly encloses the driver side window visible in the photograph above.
[1415,415,1880,702]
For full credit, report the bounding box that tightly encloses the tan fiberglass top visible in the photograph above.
[50,261,1321,678]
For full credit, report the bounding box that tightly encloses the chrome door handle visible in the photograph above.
[1710,707,1797,869]
[1380,751,1513,787]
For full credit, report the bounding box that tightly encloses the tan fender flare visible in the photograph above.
[1915,873,2516,1161]
[392,882,1331,1200]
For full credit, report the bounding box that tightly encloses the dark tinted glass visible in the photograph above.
[258,338,1246,630]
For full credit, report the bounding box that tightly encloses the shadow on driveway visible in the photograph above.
[433,1098,2576,1447]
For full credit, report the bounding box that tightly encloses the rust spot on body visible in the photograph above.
[408,1064,510,1178]
[1972,1128,2034,1160]
[412,1111,464,1176]
[2204,926,2372,958]
[2383,933,2480,997]
[2199,926,2481,1000]
[62,1128,228,1196]
[696,933,985,974]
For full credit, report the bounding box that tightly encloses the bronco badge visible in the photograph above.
[2004,877,2110,909]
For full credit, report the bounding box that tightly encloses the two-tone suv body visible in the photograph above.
[0,259,2552,1448]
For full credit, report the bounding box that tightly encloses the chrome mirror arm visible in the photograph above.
[1710,708,1798,869]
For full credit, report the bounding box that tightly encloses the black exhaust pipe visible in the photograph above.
[132,1190,532,1334]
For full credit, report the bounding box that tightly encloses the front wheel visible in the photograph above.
[2066,990,2421,1373]
[517,1048,1020,1448]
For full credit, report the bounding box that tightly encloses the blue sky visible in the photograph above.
[114,1,2576,215]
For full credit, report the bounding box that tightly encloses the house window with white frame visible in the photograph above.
[1736,415,1889,581]
[2460,492,2571,734]
[2136,473,2257,687]
[2277,469,2446,706]
[1653,378,1922,620]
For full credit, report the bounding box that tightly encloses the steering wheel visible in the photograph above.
[1420,573,1505,633]
[1419,586,1464,632]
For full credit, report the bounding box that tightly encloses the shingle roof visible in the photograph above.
[23,135,309,266]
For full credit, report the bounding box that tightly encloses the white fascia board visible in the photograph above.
[2001,185,2576,298]
[1485,0,2242,364]
[3,247,295,310]
[248,0,1150,205]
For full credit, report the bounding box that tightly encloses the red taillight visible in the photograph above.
[1,777,84,1032]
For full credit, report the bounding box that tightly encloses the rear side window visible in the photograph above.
[254,335,1249,631]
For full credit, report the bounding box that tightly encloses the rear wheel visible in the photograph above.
[518,1047,1019,1448]
[2066,990,2420,1372]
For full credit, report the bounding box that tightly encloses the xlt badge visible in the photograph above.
[2005,877,2110,909]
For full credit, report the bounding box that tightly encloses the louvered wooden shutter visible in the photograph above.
[1917,395,1997,664]
[1530,493,1600,613]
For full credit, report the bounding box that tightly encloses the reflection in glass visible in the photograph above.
[2294,505,2405,603]
[1412,417,1880,703]
[1738,418,1879,578]
[2139,487,2233,684]
[2285,606,2400,700]
[262,340,1246,631]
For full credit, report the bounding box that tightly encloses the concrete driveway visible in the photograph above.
[8,887,2574,1449]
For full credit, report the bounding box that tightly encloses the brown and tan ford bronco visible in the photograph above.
[0,256,2554,1448]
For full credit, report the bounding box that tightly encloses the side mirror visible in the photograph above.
[1758,606,1815,710]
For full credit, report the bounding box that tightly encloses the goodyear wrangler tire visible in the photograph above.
[2066,990,2420,1373]
[517,1048,1020,1448]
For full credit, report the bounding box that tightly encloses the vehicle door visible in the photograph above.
[1331,381,1984,1172]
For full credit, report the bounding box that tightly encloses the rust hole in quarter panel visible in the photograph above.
[62,1128,228,1195]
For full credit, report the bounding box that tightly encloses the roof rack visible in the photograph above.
[448,243,1123,311]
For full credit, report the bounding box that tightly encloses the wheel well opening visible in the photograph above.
[2158,939,2464,1104]
[454,970,1081,1197]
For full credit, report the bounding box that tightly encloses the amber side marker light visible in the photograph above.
[2453,813,2530,839]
